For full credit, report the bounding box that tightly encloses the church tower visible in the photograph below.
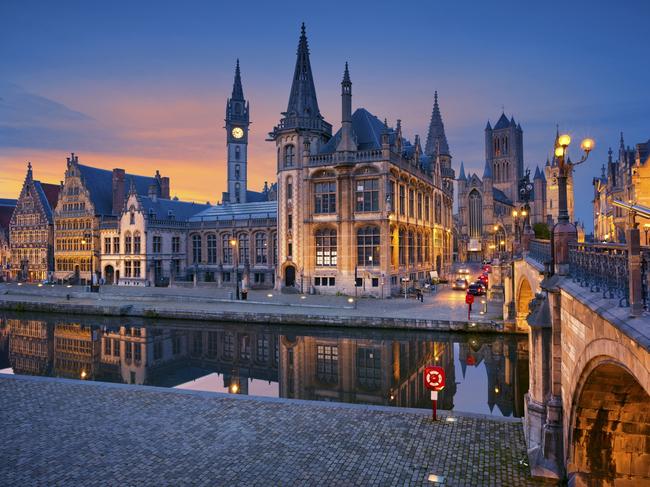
[268,23,332,289]
[485,113,523,203]
[224,59,250,204]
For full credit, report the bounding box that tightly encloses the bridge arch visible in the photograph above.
[567,352,650,486]
[515,277,534,331]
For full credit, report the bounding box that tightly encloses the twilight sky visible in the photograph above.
[1,0,648,230]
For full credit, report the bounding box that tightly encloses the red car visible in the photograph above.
[468,282,486,296]
[482,264,492,274]
[477,274,489,287]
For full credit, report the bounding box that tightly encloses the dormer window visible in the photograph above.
[167,209,174,219]
[130,211,135,225]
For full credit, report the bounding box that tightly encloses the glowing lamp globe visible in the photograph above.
[580,138,595,153]
[558,134,571,147]
[555,146,565,158]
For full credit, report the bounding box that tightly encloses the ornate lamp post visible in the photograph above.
[553,134,594,274]
[230,237,239,300]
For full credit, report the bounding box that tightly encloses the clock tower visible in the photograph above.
[224,59,250,204]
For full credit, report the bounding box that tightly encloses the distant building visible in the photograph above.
[99,186,209,286]
[593,134,650,243]
[8,163,60,282]
[53,153,170,285]
[53,323,101,380]
[8,318,53,376]
[269,25,455,296]
[187,61,277,289]
[544,128,575,226]
[0,198,17,281]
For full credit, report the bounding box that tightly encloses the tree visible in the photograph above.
[533,222,551,240]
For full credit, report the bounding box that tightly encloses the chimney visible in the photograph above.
[160,176,170,199]
[112,168,126,216]
[148,183,158,202]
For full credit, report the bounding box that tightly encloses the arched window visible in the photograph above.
[416,233,422,264]
[235,146,241,161]
[468,190,483,238]
[407,231,415,265]
[235,183,241,203]
[255,232,267,264]
[133,232,141,254]
[398,229,406,265]
[357,226,379,266]
[124,232,132,254]
[235,164,240,179]
[207,234,217,264]
[222,234,233,264]
[130,210,135,225]
[286,176,293,201]
[284,144,295,167]
[192,234,201,264]
[238,233,249,264]
[315,229,337,267]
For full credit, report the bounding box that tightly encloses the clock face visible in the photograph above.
[231,127,244,139]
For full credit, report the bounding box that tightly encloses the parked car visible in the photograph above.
[482,264,492,274]
[477,274,489,287]
[468,282,486,296]
[452,278,468,291]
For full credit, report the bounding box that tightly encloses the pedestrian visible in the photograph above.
[417,288,423,303]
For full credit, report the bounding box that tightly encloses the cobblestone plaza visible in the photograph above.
[0,375,546,486]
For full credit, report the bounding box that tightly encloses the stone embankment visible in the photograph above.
[0,284,507,333]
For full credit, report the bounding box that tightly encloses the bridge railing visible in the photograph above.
[528,239,552,266]
[568,242,630,307]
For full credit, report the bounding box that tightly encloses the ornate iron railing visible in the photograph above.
[568,242,629,307]
[528,239,551,266]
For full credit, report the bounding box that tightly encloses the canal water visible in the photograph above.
[0,312,529,417]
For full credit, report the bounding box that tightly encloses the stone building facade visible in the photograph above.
[0,198,16,281]
[53,153,170,285]
[593,134,650,243]
[457,115,548,262]
[99,188,209,286]
[269,25,454,297]
[8,163,60,282]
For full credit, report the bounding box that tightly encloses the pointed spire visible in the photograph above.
[286,23,321,119]
[26,161,33,181]
[483,160,493,179]
[545,156,550,167]
[336,62,356,153]
[231,59,244,100]
[534,166,541,180]
[343,61,351,84]
[425,91,450,157]
[485,121,492,130]
[458,161,466,181]
[620,132,625,151]
[608,147,613,163]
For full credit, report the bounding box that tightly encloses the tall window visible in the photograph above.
[222,234,232,264]
[314,182,336,213]
[272,233,277,265]
[207,234,217,264]
[408,189,415,217]
[192,235,201,264]
[235,164,240,179]
[425,234,431,263]
[152,236,161,254]
[133,232,141,254]
[286,176,293,201]
[124,233,132,254]
[417,192,423,219]
[399,185,405,216]
[113,237,120,254]
[355,179,379,212]
[435,194,442,223]
[425,195,430,222]
[416,233,422,263]
[399,229,406,265]
[315,229,337,266]
[125,260,132,277]
[407,231,415,265]
[357,226,380,266]
[104,237,111,254]
[130,211,135,225]
[284,144,295,167]
[238,234,249,264]
[235,183,241,203]
[172,236,180,253]
[356,348,381,390]
[316,345,338,384]
[133,260,141,278]
[255,232,267,264]
[468,190,483,238]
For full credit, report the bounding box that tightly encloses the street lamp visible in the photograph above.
[555,134,594,224]
[230,237,239,300]
[643,223,650,246]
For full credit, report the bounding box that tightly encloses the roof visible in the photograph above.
[77,164,158,216]
[492,188,513,206]
[494,113,513,130]
[32,181,59,223]
[190,201,277,222]
[246,190,271,203]
[0,199,17,230]
[319,108,389,153]
[424,91,450,157]
[285,23,321,119]
[139,196,210,222]
[458,161,466,181]
[483,161,493,179]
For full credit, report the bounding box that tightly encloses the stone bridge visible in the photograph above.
[508,239,650,485]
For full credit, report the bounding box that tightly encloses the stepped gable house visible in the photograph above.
[0,198,17,281]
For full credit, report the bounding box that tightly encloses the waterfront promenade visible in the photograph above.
[0,374,547,486]
[0,282,506,332]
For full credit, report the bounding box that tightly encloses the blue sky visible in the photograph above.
[1,0,648,229]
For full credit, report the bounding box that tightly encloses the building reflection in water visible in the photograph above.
[0,314,529,417]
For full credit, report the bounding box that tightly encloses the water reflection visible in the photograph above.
[0,313,529,417]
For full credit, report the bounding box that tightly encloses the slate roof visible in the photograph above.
[424,91,450,157]
[246,190,271,203]
[319,108,387,153]
[139,196,210,222]
[494,113,513,130]
[492,188,513,206]
[458,162,466,181]
[33,181,60,223]
[190,201,277,222]
[0,199,17,230]
[77,164,158,216]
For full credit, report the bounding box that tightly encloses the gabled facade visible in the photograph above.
[269,25,454,297]
[8,163,60,281]
[100,188,209,286]
[0,198,17,281]
[53,153,170,284]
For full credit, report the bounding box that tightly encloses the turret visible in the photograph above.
[336,62,356,153]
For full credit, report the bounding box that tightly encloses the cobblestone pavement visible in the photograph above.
[0,375,549,486]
